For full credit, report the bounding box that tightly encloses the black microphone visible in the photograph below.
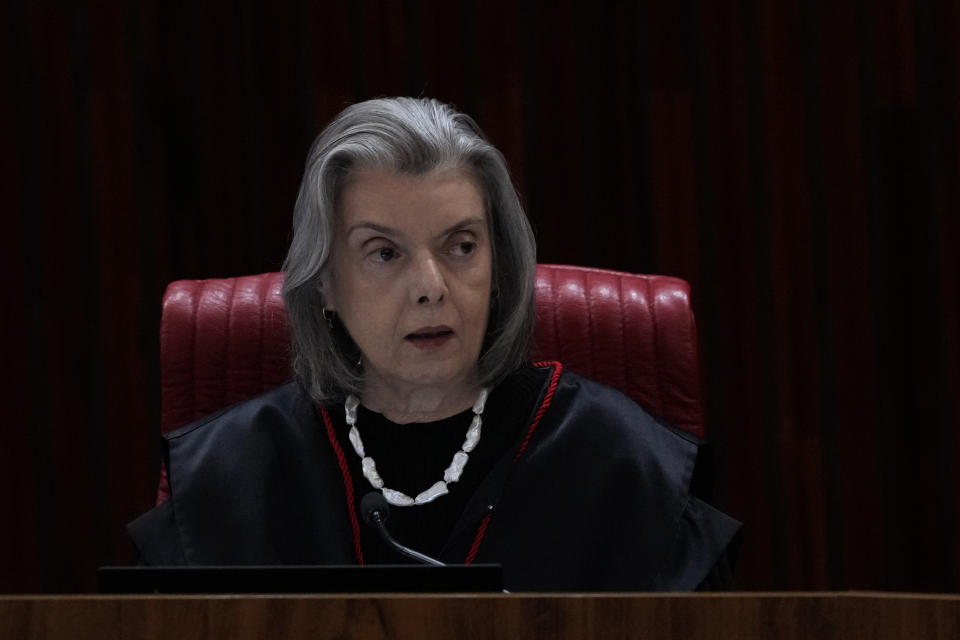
[359,492,446,567]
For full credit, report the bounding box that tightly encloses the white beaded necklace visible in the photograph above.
[344,388,489,507]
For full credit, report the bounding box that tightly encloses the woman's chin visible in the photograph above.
[370,359,478,393]
[400,365,474,389]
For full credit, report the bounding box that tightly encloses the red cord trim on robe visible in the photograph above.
[464,513,492,565]
[319,405,365,565]
[464,361,563,564]
[515,361,563,460]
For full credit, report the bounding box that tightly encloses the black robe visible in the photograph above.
[128,362,741,591]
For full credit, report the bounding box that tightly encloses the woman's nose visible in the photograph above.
[410,253,446,305]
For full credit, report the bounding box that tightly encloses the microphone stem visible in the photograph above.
[371,512,446,567]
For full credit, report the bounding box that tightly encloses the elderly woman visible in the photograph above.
[128,97,740,590]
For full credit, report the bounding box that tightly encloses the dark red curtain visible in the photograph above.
[2,1,958,592]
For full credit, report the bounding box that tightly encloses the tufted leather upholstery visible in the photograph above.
[529,265,704,436]
[156,264,704,503]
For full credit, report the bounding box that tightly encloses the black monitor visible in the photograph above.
[98,564,504,594]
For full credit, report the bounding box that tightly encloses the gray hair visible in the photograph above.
[281,97,537,404]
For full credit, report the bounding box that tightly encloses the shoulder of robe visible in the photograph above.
[163,381,313,445]
[541,367,702,470]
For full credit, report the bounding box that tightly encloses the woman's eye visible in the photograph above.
[451,241,477,256]
[371,246,397,262]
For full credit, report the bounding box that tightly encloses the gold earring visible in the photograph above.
[321,307,334,328]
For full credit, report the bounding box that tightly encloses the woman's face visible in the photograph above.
[324,166,492,398]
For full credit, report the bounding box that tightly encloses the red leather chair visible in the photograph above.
[156,264,705,503]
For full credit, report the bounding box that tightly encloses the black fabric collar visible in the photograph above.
[326,364,550,563]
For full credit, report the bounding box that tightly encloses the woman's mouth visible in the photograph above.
[405,326,454,350]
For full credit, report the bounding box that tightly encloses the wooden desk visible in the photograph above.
[2,592,959,639]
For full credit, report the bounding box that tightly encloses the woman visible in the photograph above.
[129,97,740,590]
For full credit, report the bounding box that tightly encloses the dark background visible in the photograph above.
[2,1,958,593]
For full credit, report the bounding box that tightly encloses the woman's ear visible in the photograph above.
[318,279,335,312]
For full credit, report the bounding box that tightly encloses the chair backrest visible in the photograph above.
[156,264,705,502]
